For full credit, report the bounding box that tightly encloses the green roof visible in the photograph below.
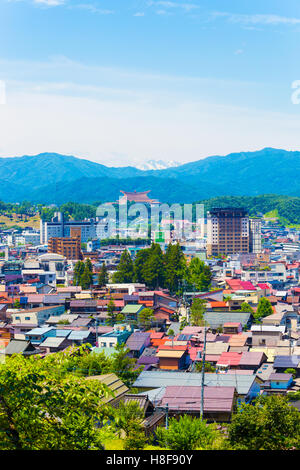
[121,304,143,314]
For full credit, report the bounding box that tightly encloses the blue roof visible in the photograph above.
[274,355,300,369]
[26,327,55,336]
[55,329,72,337]
[68,330,91,340]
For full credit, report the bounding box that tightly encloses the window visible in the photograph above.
[25,317,30,321]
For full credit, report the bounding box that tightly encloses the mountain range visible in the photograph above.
[0,148,299,204]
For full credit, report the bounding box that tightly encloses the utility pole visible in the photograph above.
[165,403,169,429]
[95,317,99,347]
[200,323,207,419]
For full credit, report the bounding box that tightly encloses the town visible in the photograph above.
[0,193,300,450]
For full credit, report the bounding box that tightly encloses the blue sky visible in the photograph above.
[0,0,300,165]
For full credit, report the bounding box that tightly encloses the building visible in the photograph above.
[119,190,159,205]
[48,236,82,260]
[40,212,97,244]
[207,208,250,256]
[249,218,262,254]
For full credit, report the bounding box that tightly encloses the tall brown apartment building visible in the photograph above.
[206,208,250,256]
[48,234,82,260]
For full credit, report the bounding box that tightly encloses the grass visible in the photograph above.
[264,209,279,219]
[103,438,166,450]
[0,213,40,229]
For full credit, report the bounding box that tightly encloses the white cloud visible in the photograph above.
[34,0,65,6]
[213,12,300,26]
[134,12,145,17]
[148,1,199,12]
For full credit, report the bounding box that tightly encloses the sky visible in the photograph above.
[0,0,300,166]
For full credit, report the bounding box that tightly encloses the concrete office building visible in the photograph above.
[40,212,97,244]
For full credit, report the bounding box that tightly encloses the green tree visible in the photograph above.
[239,302,254,313]
[73,260,85,286]
[113,401,146,450]
[190,298,206,326]
[0,351,112,450]
[195,361,216,373]
[106,299,117,326]
[13,299,21,309]
[186,258,212,292]
[254,297,273,322]
[228,395,300,450]
[112,250,134,283]
[156,415,221,450]
[164,243,187,294]
[112,343,143,387]
[98,262,109,287]
[138,308,154,330]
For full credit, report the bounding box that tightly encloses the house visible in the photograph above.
[158,385,236,422]
[86,373,129,407]
[121,394,165,437]
[126,332,151,358]
[239,351,268,371]
[156,347,189,371]
[25,327,56,345]
[261,373,294,395]
[39,334,71,353]
[134,371,261,404]
[223,322,243,335]
[273,355,300,375]
[251,325,285,347]
[67,330,94,345]
[121,304,144,323]
[0,339,39,356]
[98,324,132,348]
[204,312,252,330]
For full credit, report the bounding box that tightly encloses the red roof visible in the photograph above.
[217,352,242,367]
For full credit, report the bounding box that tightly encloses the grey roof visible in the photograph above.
[134,370,257,395]
[1,339,37,355]
[204,312,251,328]
[269,373,293,381]
[39,336,67,348]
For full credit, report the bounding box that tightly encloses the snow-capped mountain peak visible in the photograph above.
[136,159,180,171]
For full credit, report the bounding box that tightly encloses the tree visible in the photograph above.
[195,361,216,373]
[13,299,21,309]
[186,258,212,292]
[190,298,206,326]
[106,299,117,326]
[164,243,187,294]
[0,351,112,450]
[111,343,143,387]
[239,302,254,313]
[138,308,154,330]
[156,415,221,450]
[98,262,109,287]
[255,297,273,322]
[73,260,85,286]
[112,250,134,283]
[228,395,300,450]
[113,401,146,450]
